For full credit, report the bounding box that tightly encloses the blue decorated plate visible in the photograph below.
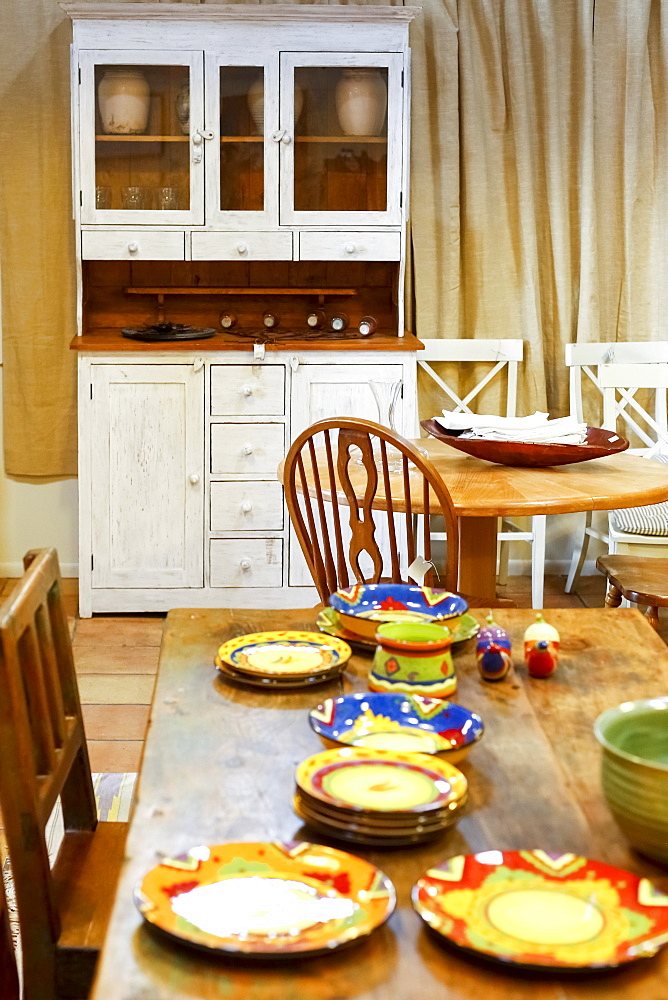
[309,692,484,761]
[329,584,468,641]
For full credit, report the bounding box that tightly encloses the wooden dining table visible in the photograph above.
[90,605,668,1000]
[288,439,668,600]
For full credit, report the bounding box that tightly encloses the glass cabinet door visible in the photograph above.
[279,53,404,227]
[205,55,279,227]
[78,51,204,225]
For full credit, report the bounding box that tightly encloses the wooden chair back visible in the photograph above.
[0,548,126,1000]
[284,418,459,602]
[0,875,19,1000]
[565,342,668,428]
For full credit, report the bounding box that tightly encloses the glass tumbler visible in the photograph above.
[121,186,146,210]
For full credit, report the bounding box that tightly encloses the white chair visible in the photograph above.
[565,343,668,593]
[418,338,547,608]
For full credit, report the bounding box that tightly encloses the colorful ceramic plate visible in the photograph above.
[214,656,342,690]
[421,420,629,468]
[329,585,468,642]
[412,850,668,969]
[317,607,479,648]
[216,631,351,678]
[134,841,395,957]
[309,692,484,760]
[296,747,467,815]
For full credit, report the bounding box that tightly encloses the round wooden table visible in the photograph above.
[414,439,668,598]
[283,439,668,601]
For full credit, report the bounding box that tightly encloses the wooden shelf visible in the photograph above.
[124,286,358,296]
[96,134,189,142]
[219,135,388,144]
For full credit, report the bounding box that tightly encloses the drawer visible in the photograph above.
[211,423,285,475]
[210,538,283,588]
[211,365,285,416]
[298,231,401,262]
[191,230,293,261]
[81,229,185,261]
[210,482,284,531]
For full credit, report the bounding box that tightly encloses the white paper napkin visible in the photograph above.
[436,411,587,444]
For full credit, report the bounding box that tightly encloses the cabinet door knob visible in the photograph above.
[241,501,253,513]
[344,243,355,254]
[236,242,248,254]
[127,241,139,254]
[189,473,200,485]
[243,443,254,455]
[281,133,292,145]
[240,558,252,571]
[241,384,254,397]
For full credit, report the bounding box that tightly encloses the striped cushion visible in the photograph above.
[609,454,668,536]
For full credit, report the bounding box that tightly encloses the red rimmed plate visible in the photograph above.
[296,746,467,815]
[421,420,628,468]
[134,841,395,957]
[412,850,668,969]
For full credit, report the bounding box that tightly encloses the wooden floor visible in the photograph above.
[1,573,663,772]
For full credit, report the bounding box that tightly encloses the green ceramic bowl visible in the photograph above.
[594,697,668,863]
[369,622,455,699]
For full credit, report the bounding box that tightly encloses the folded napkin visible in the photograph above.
[436,411,587,444]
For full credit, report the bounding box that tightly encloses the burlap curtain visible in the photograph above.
[2,0,668,476]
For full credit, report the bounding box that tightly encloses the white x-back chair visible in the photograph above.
[565,343,668,593]
[418,338,546,608]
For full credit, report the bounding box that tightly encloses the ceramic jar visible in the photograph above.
[369,622,455,698]
[335,68,387,136]
[247,75,303,134]
[98,68,150,135]
[175,80,190,135]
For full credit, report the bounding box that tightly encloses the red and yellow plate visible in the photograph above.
[412,850,668,969]
[134,841,395,957]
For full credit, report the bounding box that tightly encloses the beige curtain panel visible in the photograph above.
[1,0,668,477]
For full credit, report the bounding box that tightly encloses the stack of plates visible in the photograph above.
[215,631,351,689]
[293,746,468,846]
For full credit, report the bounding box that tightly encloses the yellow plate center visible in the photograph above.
[324,763,439,809]
[352,730,442,753]
[486,889,605,946]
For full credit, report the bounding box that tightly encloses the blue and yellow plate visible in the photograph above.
[329,584,468,641]
[216,630,351,680]
[309,692,484,761]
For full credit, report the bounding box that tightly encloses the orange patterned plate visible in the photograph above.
[412,850,668,969]
[134,841,395,957]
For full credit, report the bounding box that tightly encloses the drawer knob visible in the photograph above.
[344,243,355,254]
[240,558,252,571]
[243,443,254,455]
[241,384,254,397]
[189,473,200,485]
[241,501,253,513]
[127,241,139,254]
[236,243,248,254]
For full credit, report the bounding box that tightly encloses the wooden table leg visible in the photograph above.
[458,516,499,600]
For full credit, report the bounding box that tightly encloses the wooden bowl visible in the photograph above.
[420,420,628,468]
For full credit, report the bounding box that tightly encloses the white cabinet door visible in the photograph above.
[290,363,405,437]
[78,50,205,227]
[289,362,405,586]
[204,53,280,230]
[90,364,204,588]
[279,52,404,227]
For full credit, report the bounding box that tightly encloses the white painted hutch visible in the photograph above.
[62,2,421,616]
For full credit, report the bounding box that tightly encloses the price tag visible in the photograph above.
[253,343,265,362]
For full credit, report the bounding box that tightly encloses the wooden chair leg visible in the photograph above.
[605,583,623,608]
[645,606,660,630]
